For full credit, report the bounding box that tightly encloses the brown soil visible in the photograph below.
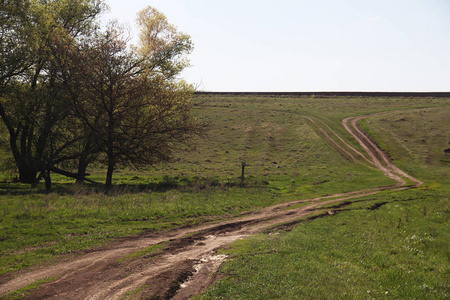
[0,112,422,299]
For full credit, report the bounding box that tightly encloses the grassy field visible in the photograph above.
[196,188,449,299]
[0,94,449,298]
[193,95,450,299]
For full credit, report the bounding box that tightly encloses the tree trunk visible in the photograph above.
[105,157,115,187]
[7,119,39,184]
[76,139,97,184]
[106,115,115,187]
[51,167,98,184]
[44,169,52,191]
[17,162,38,184]
[76,159,89,184]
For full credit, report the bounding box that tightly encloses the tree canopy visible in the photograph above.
[0,1,199,189]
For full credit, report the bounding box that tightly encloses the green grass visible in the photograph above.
[193,97,450,299]
[0,94,449,297]
[0,277,57,300]
[118,243,165,263]
[196,188,449,299]
[0,186,278,275]
[359,106,450,182]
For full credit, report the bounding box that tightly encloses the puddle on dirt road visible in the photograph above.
[173,253,228,300]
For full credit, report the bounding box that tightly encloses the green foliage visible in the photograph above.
[136,6,193,78]
[1,2,196,188]
[0,0,106,186]
[54,19,198,186]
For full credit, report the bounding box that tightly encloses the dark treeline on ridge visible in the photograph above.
[195,92,450,97]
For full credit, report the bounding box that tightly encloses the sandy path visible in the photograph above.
[0,112,422,299]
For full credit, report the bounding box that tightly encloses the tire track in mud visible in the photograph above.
[343,114,422,188]
[0,112,423,299]
[304,116,374,166]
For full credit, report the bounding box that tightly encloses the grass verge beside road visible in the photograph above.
[196,187,449,299]
[0,185,277,275]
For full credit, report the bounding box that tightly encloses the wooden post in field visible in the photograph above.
[241,162,246,184]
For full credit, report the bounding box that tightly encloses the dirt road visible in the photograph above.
[0,113,422,299]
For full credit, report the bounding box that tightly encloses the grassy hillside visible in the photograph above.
[194,95,450,299]
[0,94,449,298]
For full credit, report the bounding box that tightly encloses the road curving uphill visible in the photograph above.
[0,111,423,299]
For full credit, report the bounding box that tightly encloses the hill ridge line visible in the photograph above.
[195,91,450,97]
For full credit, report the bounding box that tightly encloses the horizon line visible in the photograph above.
[194,91,450,97]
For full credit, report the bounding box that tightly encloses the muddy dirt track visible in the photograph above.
[0,112,422,299]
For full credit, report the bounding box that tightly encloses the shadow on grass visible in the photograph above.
[0,175,268,196]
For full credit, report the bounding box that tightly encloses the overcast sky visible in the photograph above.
[103,0,450,92]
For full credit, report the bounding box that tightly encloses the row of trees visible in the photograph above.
[0,0,200,189]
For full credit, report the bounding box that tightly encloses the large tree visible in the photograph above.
[55,7,199,187]
[0,0,104,187]
[1,3,198,188]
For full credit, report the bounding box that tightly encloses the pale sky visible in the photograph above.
[103,0,450,92]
